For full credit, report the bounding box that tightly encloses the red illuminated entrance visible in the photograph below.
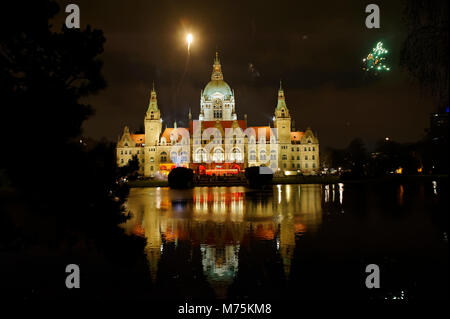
[194,163,243,176]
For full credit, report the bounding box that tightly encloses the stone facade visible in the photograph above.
[117,52,320,176]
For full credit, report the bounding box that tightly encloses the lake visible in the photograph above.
[122,181,448,300]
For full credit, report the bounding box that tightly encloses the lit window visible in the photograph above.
[213,148,224,162]
[259,150,267,161]
[270,150,277,160]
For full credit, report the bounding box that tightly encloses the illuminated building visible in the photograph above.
[116,51,320,176]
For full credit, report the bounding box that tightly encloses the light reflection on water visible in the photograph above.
[121,184,332,296]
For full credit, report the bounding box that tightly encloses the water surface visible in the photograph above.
[122,182,448,299]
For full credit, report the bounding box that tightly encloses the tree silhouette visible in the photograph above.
[0,1,143,256]
[400,0,449,109]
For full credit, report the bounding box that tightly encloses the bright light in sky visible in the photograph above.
[186,33,193,53]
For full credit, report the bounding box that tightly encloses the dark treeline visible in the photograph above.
[0,1,150,298]
[323,133,448,179]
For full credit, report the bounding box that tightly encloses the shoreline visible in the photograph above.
[126,174,448,188]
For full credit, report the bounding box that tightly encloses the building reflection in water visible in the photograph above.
[121,184,338,297]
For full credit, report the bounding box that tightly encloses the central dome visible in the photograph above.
[203,80,233,99]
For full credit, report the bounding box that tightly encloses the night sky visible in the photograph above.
[52,0,435,150]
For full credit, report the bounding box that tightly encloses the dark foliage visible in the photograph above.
[119,154,140,180]
[400,0,449,108]
[244,166,273,189]
[0,1,144,260]
[168,167,194,189]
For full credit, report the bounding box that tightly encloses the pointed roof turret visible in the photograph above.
[147,82,159,112]
[276,80,288,110]
[211,51,224,80]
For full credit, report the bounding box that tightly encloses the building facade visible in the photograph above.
[117,52,320,176]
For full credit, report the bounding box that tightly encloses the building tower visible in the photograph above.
[274,81,292,172]
[144,83,162,176]
[199,52,236,121]
[274,81,291,142]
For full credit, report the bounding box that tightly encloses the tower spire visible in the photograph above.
[276,81,288,110]
[211,51,223,80]
[147,81,158,112]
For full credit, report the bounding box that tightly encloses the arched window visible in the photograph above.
[282,154,287,160]
[170,151,178,162]
[305,155,308,160]
[259,150,267,161]
[312,155,315,160]
[195,148,208,162]
[249,150,256,161]
[230,148,242,162]
[270,150,277,160]
[160,152,167,162]
[213,148,224,162]
[150,111,154,120]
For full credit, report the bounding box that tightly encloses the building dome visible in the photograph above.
[203,80,233,99]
